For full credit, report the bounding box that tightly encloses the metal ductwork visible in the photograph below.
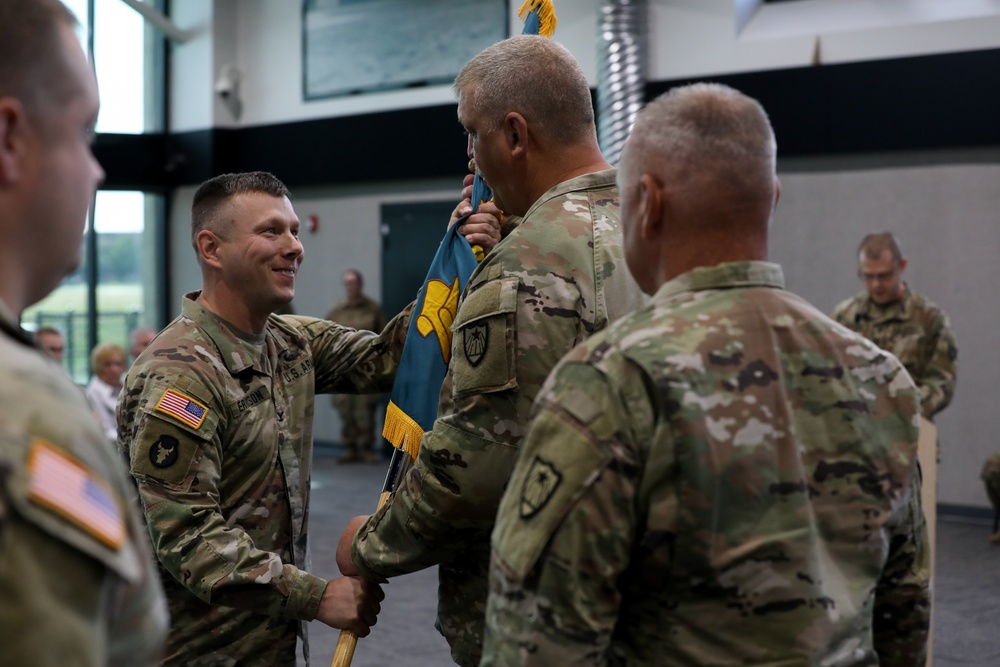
[596,0,647,167]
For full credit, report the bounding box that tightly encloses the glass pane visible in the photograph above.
[95,191,146,356]
[23,191,165,384]
[63,0,89,38]
[23,239,91,384]
[94,0,150,134]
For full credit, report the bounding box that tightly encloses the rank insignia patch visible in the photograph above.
[520,455,563,519]
[28,440,125,550]
[464,323,488,367]
[156,388,208,429]
[149,435,179,468]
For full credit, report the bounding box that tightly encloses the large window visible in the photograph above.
[22,0,167,383]
[24,193,166,383]
[64,0,164,133]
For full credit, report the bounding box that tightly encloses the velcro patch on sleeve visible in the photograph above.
[155,388,209,429]
[27,439,125,551]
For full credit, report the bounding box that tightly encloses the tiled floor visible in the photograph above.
[305,448,1000,666]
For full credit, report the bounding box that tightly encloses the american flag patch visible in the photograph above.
[28,440,125,550]
[156,388,208,429]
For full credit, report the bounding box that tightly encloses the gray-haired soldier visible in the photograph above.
[0,1,168,664]
[483,83,930,666]
[338,34,644,667]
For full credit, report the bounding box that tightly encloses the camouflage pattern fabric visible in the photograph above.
[351,169,645,666]
[981,453,1000,523]
[0,301,168,666]
[483,262,931,667]
[117,292,409,666]
[832,286,957,419]
[326,295,388,452]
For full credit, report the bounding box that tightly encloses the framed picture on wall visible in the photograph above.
[302,0,509,100]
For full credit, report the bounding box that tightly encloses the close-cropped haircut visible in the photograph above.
[0,0,79,117]
[624,83,777,204]
[858,232,904,264]
[454,35,595,145]
[190,171,291,248]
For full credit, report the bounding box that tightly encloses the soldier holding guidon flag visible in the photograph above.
[337,2,645,665]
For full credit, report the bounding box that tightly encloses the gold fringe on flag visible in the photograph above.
[382,400,426,460]
[518,0,557,38]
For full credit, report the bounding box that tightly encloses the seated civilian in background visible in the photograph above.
[129,326,157,363]
[34,325,65,362]
[482,83,930,667]
[0,0,168,664]
[86,342,126,441]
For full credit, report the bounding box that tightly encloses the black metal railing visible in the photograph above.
[31,310,142,383]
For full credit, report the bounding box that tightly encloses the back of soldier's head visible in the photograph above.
[0,0,80,121]
[454,35,595,146]
[190,171,291,250]
[622,83,777,211]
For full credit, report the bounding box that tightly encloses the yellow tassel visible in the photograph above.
[518,0,557,38]
[382,400,426,460]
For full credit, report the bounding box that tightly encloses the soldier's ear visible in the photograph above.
[196,229,224,270]
[0,98,28,184]
[502,111,528,159]
[637,172,664,242]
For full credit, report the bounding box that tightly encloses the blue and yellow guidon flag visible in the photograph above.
[381,204,482,460]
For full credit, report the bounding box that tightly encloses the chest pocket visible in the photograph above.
[451,276,519,399]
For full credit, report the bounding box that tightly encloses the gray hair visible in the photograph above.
[622,83,777,205]
[454,35,595,145]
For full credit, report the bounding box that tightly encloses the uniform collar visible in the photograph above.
[520,168,617,222]
[181,292,289,375]
[655,261,785,301]
[859,284,912,323]
[0,299,35,348]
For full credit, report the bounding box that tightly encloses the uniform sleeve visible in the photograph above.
[482,359,649,666]
[350,273,584,579]
[915,311,957,419]
[0,434,168,667]
[302,303,412,395]
[121,373,328,622]
[872,468,932,666]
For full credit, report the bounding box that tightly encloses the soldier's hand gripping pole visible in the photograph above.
[331,448,408,666]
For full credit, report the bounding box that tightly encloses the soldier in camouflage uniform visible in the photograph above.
[0,1,168,664]
[337,35,644,667]
[325,269,388,463]
[482,83,930,667]
[120,173,394,666]
[981,453,1000,542]
[831,231,957,421]
[118,172,498,666]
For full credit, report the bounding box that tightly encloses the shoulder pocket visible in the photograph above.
[491,404,613,580]
[451,276,519,399]
[0,438,144,584]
